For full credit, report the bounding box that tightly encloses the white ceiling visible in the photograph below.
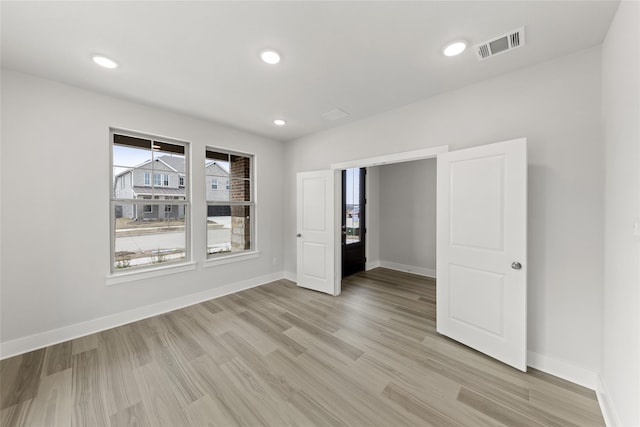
[1,1,618,142]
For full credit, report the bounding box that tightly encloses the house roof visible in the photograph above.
[158,156,185,173]
[132,186,186,197]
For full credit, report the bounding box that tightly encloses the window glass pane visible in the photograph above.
[345,168,361,244]
[205,147,253,259]
[206,150,229,162]
[113,144,151,199]
[112,132,189,273]
[230,179,251,202]
[114,203,186,269]
[230,155,250,179]
[205,158,230,202]
[113,136,186,199]
[207,205,251,255]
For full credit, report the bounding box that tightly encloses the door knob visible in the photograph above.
[511,262,522,270]
[296,233,302,238]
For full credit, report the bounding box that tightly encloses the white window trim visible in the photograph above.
[211,178,218,189]
[144,172,150,186]
[204,251,260,268]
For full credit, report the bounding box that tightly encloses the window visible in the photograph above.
[179,175,184,187]
[111,130,189,273]
[206,149,254,257]
[153,173,169,187]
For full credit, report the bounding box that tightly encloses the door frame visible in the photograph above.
[329,145,449,295]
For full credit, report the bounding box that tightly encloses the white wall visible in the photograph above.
[0,70,284,354]
[378,159,436,276]
[284,46,604,381]
[601,1,640,425]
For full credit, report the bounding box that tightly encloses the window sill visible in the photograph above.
[204,251,260,268]
[106,261,197,286]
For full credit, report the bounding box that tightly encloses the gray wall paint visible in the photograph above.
[601,2,640,425]
[284,46,604,374]
[0,69,284,344]
[378,159,436,273]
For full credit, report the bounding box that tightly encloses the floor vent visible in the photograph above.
[474,27,525,61]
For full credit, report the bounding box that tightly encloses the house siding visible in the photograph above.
[205,162,230,202]
[132,159,176,188]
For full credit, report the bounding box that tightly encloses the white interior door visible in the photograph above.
[296,170,339,295]
[437,138,527,371]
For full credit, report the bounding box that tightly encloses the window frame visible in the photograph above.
[109,128,191,277]
[205,147,256,260]
[211,178,218,189]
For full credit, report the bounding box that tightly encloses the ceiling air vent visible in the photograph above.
[322,108,350,121]
[474,27,525,61]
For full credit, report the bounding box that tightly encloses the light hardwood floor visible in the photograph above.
[1,268,604,426]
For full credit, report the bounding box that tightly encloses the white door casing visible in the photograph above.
[296,170,340,295]
[437,138,528,371]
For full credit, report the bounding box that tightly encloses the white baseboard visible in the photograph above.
[365,260,381,271]
[0,271,284,360]
[378,260,436,278]
[283,271,296,282]
[527,351,598,390]
[596,375,622,427]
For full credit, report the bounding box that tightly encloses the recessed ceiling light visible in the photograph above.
[260,49,281,65]
[442,40,467,57]
[273,119,286,126]
[92,54,118,69]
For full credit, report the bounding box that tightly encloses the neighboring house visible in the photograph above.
[114,155,230,220]
[206,160,232,217]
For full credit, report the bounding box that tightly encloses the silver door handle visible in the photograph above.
[511,262,522,270]
[296,233,302,238]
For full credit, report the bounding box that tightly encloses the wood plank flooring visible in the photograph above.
[1,268,604,426]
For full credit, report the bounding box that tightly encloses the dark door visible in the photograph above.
[342,168,366,278]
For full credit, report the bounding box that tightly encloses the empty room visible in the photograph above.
[1,1,638,426]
